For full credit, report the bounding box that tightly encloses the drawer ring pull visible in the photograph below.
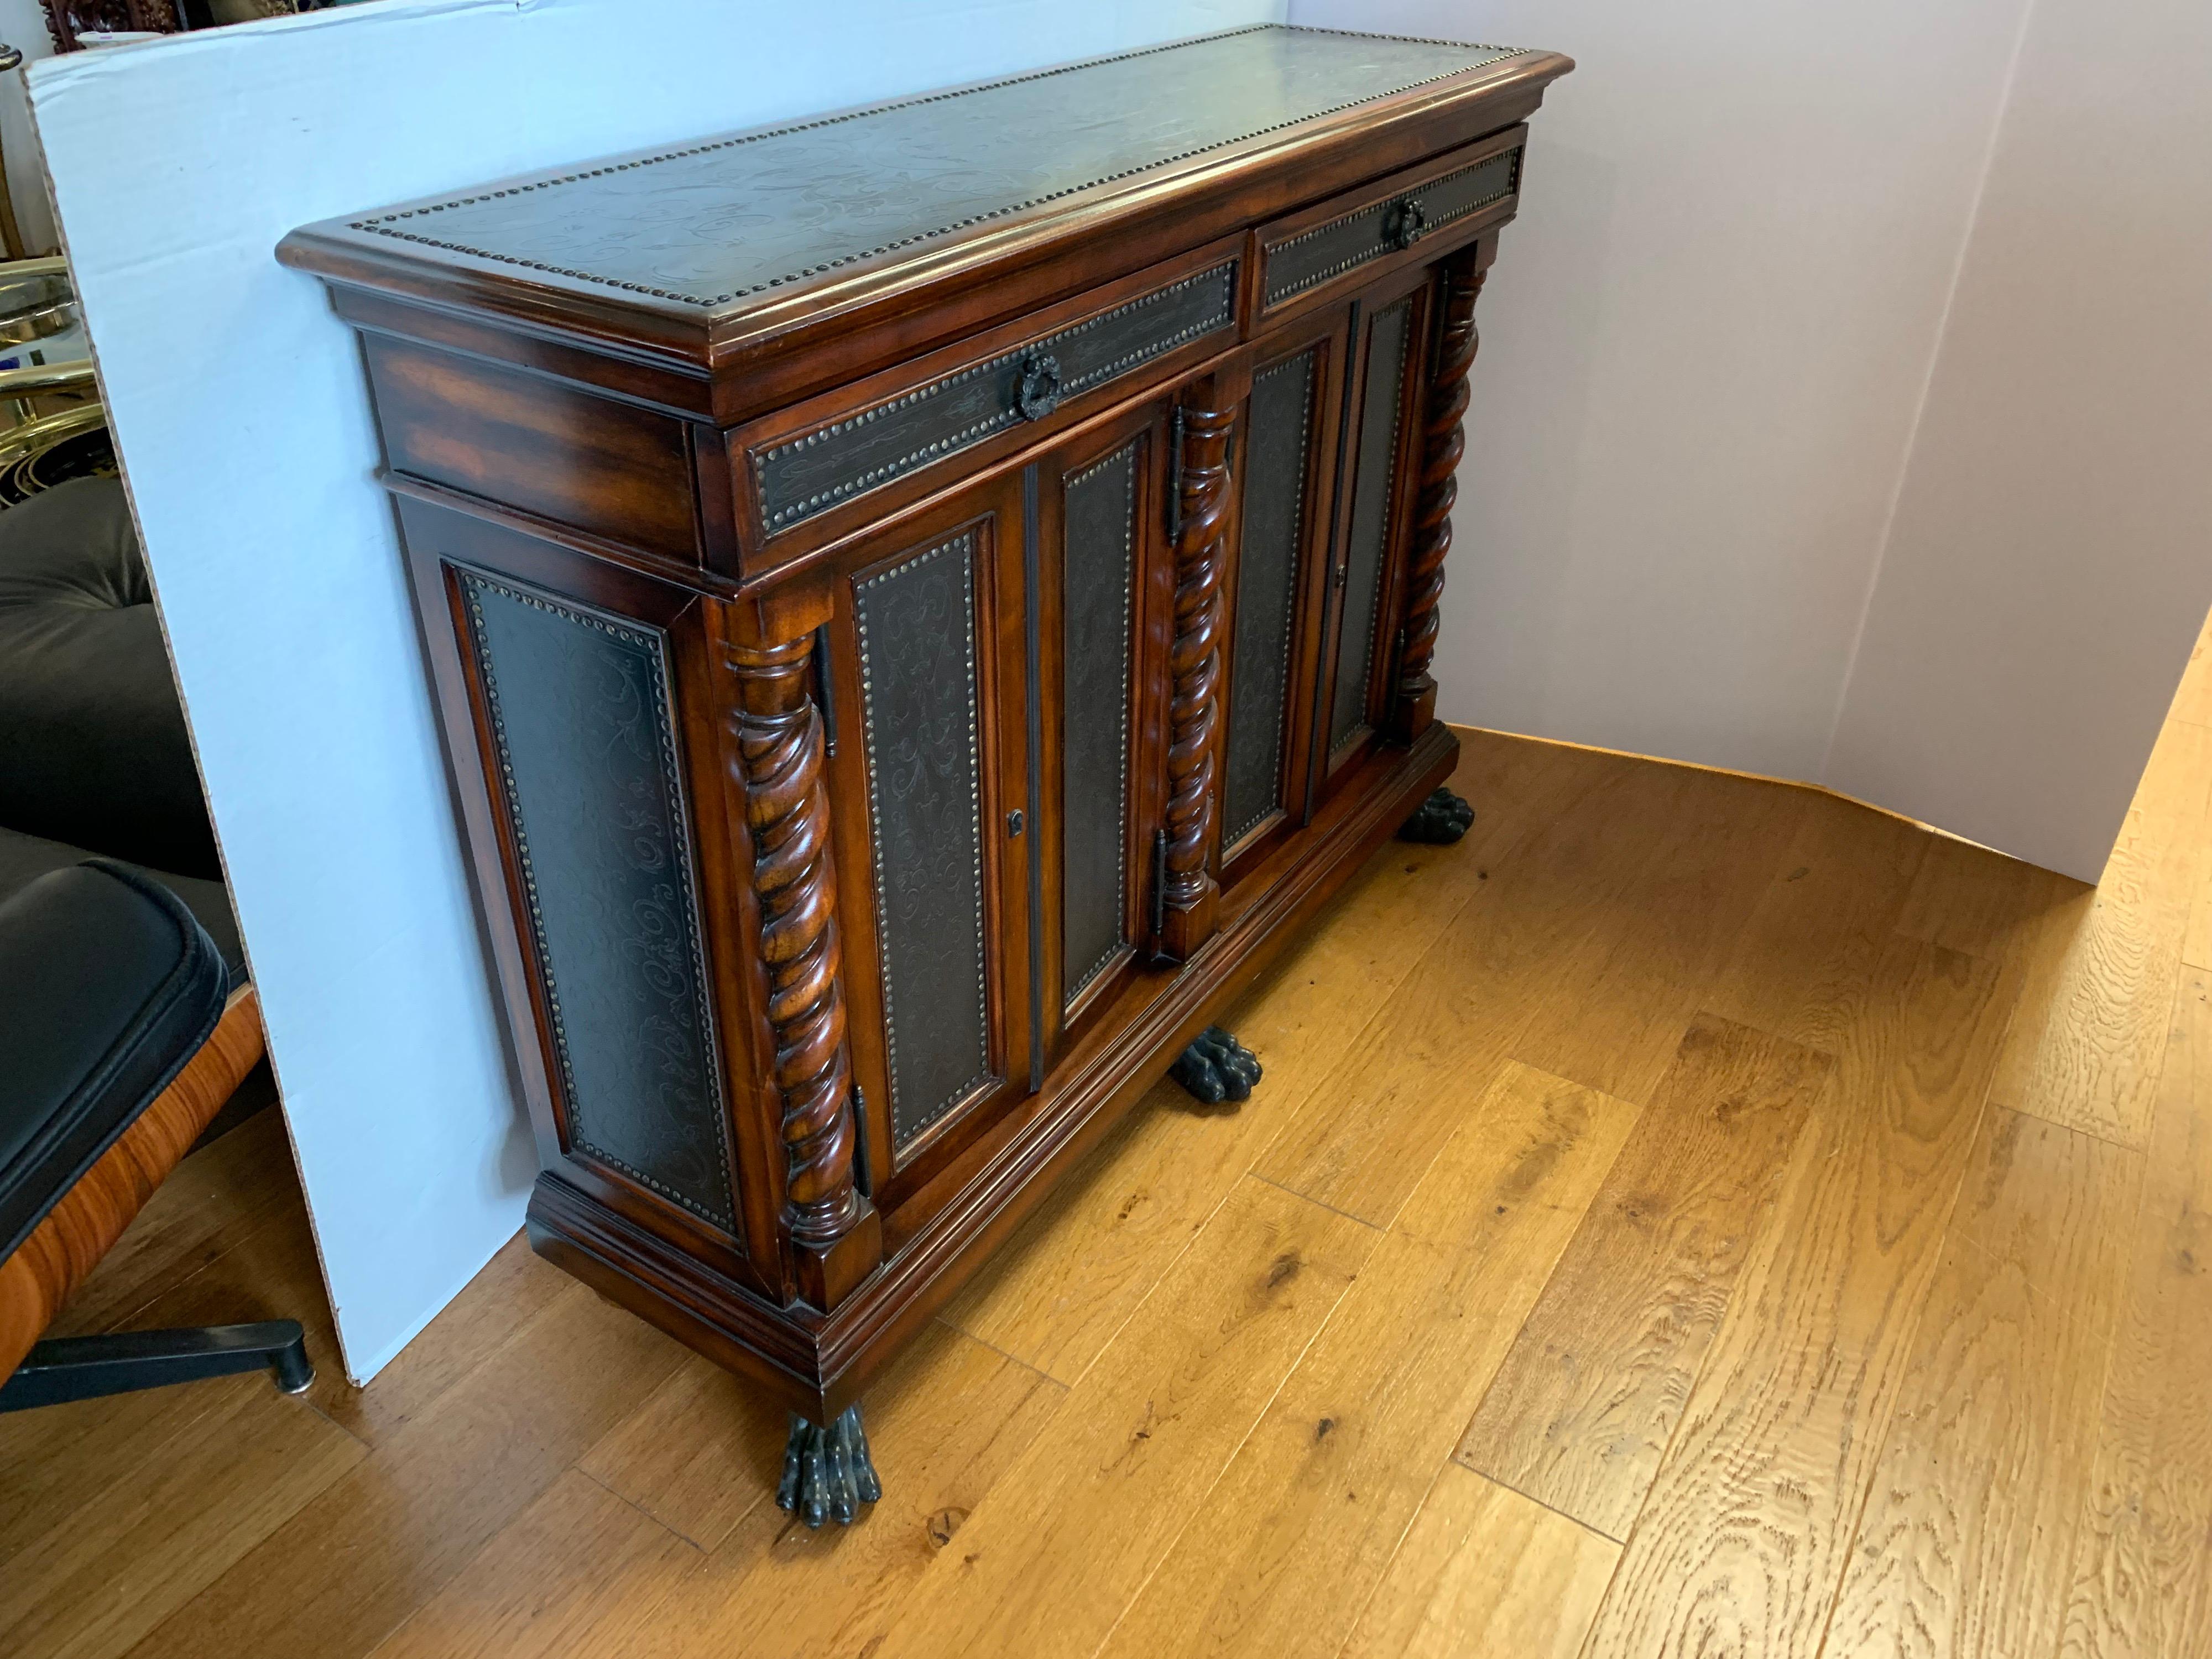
[1013,352,1063,422]
[1385,197,1428,251]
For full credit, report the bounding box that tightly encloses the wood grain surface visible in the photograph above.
[13,610,2212,1659]
[2060,969,2212,1658]
[1457,1015,1829,1539]
[1342,1464,1618,1659]
[1824,1105,2138,1658]
[1098,1062,1634,1659]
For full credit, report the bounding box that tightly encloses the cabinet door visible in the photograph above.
[1034,399,1176,1056]
[1311,263,1432,802]
[1218,308,1348,891]
[823,472,1032,1197]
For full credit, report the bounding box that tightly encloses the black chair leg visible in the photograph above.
[0,1321,313,1412]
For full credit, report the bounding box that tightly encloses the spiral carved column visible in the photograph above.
[1388,241,1493,743]
[726,629,877,1310]
[1157,393,1236,962]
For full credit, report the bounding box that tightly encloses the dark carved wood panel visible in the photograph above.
[332,29,1519,314]
[721,633,864,1250]
[1158,385,1238,962]
[365,335,700,565]
[852,532,997,1149]
[456,570,735,1230]
[1223,346,1318,847]
[1330,298,1413,752]
[1262,145,1519,308]
[757,264,1234,534]
[1059,439,1140,1008]
[1391,248,1489,741]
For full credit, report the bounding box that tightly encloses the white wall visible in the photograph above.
[1824,0,2212,878]
[1293,0,2039,781]
[27,0,1285,1382]
[1293,0,2212,881]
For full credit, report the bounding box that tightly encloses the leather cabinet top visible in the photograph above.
[279,26,1568,382]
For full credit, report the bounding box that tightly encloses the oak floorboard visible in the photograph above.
[857,1178,1375,1659]
[1994,806,2203,1151]
[1578,936,2020,1659]
[568,1318,1066,1659]
[1458,1015,1830,1541]
[1339,1464,1618,1659]
[1096,1062,1636,1659]
[2162,606,2212,730]
[118,1280,688,1659]
[1822,1106,2139,1659]
[2060,970,2212,1658]
[572,1352,786,1551]
[2187,844,2212,973]
[364,1469,698,1659]
[1703,792,1934,1052]
[1895,831,2064,964]
[0,1335,243,1567]
[316,1229,577,1447]
[1254,749,1695,1227]
[1510,770,1806,1105]
[0,1374,364,1659]
[2128,709,2212,827]
[942,732,1609,1383]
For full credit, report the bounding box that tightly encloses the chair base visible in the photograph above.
[0,1320,311,1412]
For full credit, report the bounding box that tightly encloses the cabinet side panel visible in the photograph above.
[1331,299,1413,752]
[1060,440,1140,1008]
[366,334,701,564]
[1224,346,1318,845]
[853,531,996,1150]
[456,571,737,1230]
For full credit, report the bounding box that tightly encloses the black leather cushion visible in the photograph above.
[0,860,227,1261]
[0,826,244,991]
[0,478,220,879]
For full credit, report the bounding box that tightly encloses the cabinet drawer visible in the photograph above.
[1255,126,1525,321]
[733,238,1243,572]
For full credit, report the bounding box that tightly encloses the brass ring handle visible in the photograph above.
[1385,198,1428,251]
[1013,353,1062,422]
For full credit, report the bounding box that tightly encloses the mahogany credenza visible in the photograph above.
[280,24,1570,1526]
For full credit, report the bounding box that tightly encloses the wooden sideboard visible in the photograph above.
[280,23,1571,1526]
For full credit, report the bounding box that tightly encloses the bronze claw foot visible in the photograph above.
[776,1401,881,1528]
[1170,1026,1261,1105]
[1399,787,1475,844]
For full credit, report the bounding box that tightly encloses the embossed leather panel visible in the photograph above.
[1060,441,1139,1006]
[758,265,1233,533]
[1263,146,1521,307]
[345,28,1519,311]
[1224,348,1318,846]
[853,533,995,1148]
[458,571,735,1228]
[1332,300,1413,751]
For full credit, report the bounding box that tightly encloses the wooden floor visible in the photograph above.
[10,618,2212,1658]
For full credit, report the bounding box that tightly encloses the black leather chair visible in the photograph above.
[0,476,310,1408]
[0,863,310,1407]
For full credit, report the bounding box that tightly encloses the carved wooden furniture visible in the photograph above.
[280,23,1571,1525]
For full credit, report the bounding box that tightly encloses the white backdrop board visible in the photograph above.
[1823,0,2212,878]
[1290,0,2212,881]
[27,0,1284,1382]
